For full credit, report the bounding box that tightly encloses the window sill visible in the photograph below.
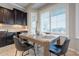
[43,32,66,36]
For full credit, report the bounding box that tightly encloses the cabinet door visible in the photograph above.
[3,8,8,24]
[9,10,14,24]
[18,11,23,25]
[23,13,27,25]
[0,7,4,23]
[14,9,21,25]
[4,8,14,24]
[13,9,27,25]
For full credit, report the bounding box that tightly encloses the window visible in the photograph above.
[31,12,37,34]
[50,7,66,34]
[40,6,66,35]
[40,12,50,32]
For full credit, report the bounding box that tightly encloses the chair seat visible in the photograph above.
[49,44,62,55]
[20,42,34,51]
[49,37,70,56]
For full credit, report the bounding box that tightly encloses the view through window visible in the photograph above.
[40,7,66,35]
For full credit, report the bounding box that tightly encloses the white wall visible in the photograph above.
[66,3,77,51]
[75,4,79,51]
[76,4,79,39]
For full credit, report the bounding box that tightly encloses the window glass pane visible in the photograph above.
[40,12,50,32]
[31,12,37,34]
[40,6,66,35]
[51,7,66,35]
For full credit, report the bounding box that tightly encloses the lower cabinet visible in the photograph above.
[0,31,14,47]
[6,32,14,45]
[0,38,6,47]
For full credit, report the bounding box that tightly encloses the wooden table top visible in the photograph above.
[19,33,60,43]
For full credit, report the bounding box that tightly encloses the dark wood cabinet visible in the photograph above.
[0,7,27,25]
[23,13,27,25]
[0,7,4,23]
[13,9,27,25]
[0,7,27,47]
[0,7,14,24]
[0,31,14,47]
[3,8,14,24]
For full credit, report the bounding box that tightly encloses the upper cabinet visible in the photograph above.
[0,7,4,23]
[3,8,14,24]
[0,7,14,24]
[0,7,27,25]
[23,13,27,25]
[13,9,27,25]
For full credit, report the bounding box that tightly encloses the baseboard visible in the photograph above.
[69,48,79,55]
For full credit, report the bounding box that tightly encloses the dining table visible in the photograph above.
[19,33,60,56]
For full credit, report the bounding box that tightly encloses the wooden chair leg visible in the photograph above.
[15,50,17,56]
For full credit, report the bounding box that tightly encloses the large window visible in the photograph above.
[40,6,66,35]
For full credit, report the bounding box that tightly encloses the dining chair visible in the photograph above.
[13,35,36,56]
[49,37,70,56]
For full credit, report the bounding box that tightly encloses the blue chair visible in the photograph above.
[49,37,70,56]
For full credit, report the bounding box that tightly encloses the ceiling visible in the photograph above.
[0,3,51,12]
[15,3,29,8]
[12,3,49,10]
[30,3,48,9]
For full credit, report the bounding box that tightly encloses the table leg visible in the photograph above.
[44,44,50,56]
